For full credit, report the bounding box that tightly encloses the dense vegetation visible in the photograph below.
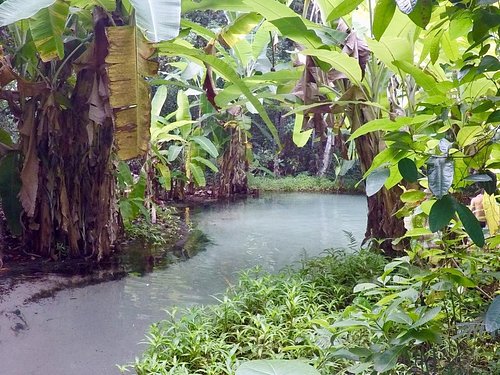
[0,0,498,374]
[124,248,499,374]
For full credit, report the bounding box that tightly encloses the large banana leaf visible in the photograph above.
[106,26,157,160]
[182,0,248,13]
[241,0,324,49]
[0,0,56,27]
[219,13,263,48]
[129,0,181,42]
[29,0,69,62]
[158,42,281,147]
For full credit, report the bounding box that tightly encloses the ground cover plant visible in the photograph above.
[122,247,498,374]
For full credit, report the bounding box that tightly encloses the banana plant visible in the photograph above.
[150,87,220,196]
[0,0,181,259]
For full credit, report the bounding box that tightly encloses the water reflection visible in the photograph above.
[0,193,366,375]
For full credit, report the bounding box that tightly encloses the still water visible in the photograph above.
[0,193,366,375]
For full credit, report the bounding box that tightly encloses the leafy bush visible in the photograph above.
[122,250,387,375]
[124,245,499,375]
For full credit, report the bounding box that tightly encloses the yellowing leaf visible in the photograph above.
[29,0,69,62]
[106,26,158,160]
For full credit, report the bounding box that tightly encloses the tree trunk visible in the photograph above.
[218,126,249,198]
[20,10,119,260]
[318,128,333,177]
[346,92,406,256]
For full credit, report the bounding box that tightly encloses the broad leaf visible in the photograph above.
[0,129,14,147]
[349,117,410,141]
[373,0,396,40]
[427,157,454,199]
[129,0,181,42]
[398,158,418,183]
[401,190,426,203]
[429,195,455,232]
[293,113,313,148]
[151,85,168,124]
[373,346,404,373]
[485,296,500,333]
[455,202,485,247]
[220,12,263,48]
[167,145,184,162]
[29,1,69,62]
[241,0,324,49]
[236,360,320,375]
[0,0,56,27]
[182,0,248,13]
[0,152,23,235]
[71,0,116,11]
[301,49,362,86]
[366,37,413,74]
[157,42,280,146]
[366,166,390,197]
[190,136,219,158]
[189,162,206,186]
[407,0,432,29]
[326,0,364,22]
[155,163,171,190]
[393,60,442,96]
[106,26,157,160]
[457,126,483,148]
[192,156,218,172]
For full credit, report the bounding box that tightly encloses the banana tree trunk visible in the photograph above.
[347,97,406,256]
[218,127,249,198]
[20,10,119,260]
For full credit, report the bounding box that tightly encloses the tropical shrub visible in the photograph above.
[122,249,387,375]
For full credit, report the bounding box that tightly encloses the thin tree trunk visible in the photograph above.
[318,128,333,177]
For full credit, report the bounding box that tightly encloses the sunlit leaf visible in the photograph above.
[301,49,362,86]
[189,162,206,186]
[155,163,171,190]
[373,0,396,40]
[326,0,364,22]
[292,113,313,148]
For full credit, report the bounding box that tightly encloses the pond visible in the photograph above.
[0,193,366,375]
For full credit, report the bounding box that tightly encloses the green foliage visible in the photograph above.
[123,206,182,247]
[127,250,387,375]
[0,151,22,235]
[249,174,342,192]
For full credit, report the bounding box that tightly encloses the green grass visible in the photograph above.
[249,174,346,192]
